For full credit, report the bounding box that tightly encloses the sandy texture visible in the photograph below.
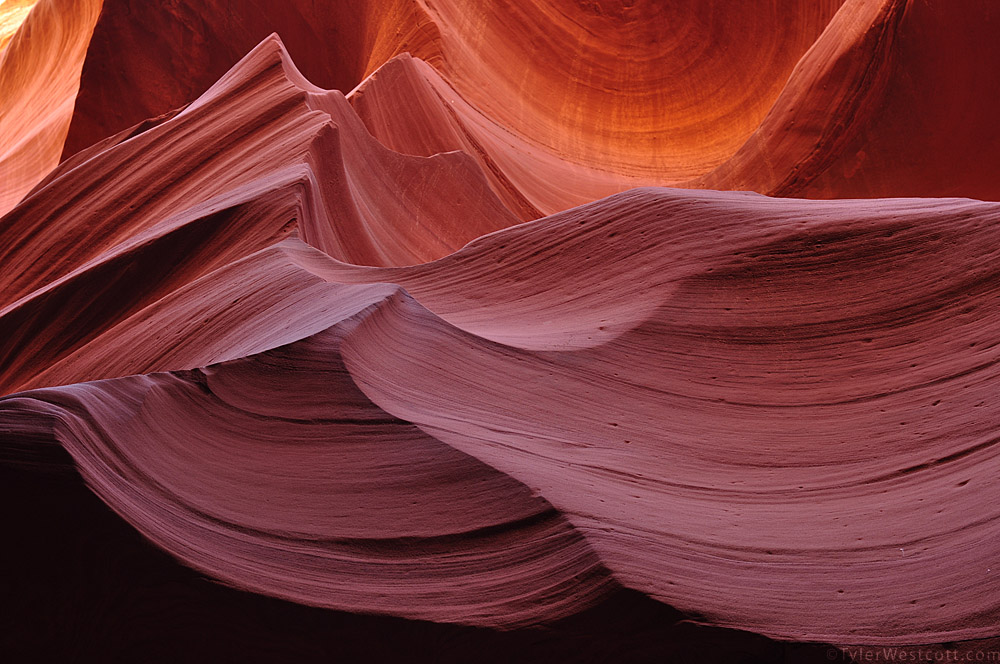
[2,3,999,660]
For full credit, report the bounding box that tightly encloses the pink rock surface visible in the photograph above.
[2,3,999,660]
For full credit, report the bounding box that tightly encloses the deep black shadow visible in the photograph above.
[0,439,850,664]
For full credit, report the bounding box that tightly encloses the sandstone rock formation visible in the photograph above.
[2,2,999,661]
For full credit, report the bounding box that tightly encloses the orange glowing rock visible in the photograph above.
[0,0,101,215]
[3,2,1000,659]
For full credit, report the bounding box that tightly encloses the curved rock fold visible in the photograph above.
[2,2,999,657]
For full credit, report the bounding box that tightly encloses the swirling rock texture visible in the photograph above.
[2,1,1000,662]
[0,0,101,214]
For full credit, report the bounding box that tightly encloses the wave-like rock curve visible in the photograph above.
[2,2,999,660]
